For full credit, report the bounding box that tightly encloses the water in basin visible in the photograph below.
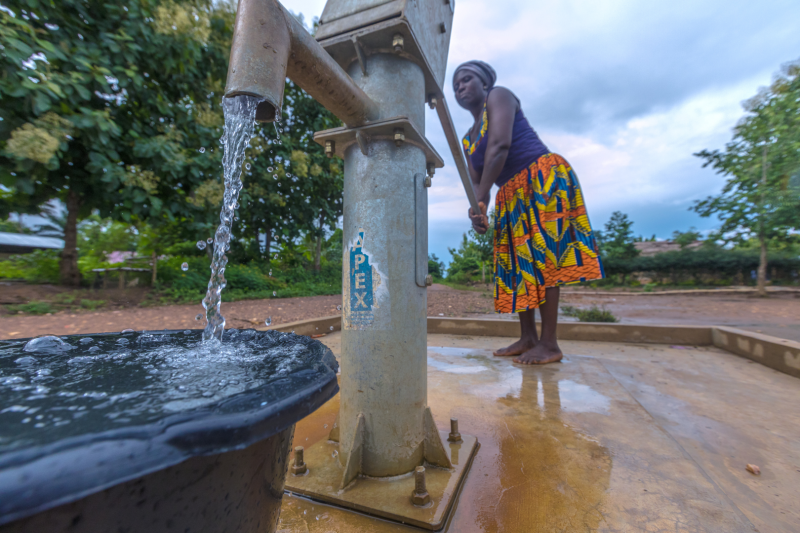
[0,329,337,454]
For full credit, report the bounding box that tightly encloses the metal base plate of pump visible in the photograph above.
[285,432,478,530]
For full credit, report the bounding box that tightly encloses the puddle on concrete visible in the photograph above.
[556,379,611,414]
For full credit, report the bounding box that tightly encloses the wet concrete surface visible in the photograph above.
[281,332,799,532]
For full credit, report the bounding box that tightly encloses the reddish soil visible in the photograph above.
[1,281,798,342]
[0,282,493,340]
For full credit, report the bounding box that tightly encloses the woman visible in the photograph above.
[455,60,604,365]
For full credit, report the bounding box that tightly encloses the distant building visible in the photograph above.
[634,240,702,257]
[0,232,63,260]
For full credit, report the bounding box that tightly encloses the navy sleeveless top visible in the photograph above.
[463,90,550,188]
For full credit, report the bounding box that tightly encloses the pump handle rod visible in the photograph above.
[433,94,481,216]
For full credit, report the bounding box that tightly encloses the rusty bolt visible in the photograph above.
[448,418,462,442]
[411,466,431,506]
[394,128,405,147]
[425,274,433,286]
[439,22,447,34]
[427,94,438,110]
[291,446,307,475]
[324,140,335,158]
[392,33,404,53]
[426,162,436,177]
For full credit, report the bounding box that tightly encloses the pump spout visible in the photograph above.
[224,0,378,126]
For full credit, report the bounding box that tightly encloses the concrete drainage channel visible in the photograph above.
[268,315,800,380]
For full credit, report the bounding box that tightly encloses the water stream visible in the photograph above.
[201,95,263,341]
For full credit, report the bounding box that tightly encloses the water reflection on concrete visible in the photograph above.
[427,346,612,532]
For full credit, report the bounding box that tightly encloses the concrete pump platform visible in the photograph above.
[274,327,799,533]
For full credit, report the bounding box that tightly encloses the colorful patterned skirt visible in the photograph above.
[494,153,604,313]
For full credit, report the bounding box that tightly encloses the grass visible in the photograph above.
[79,299,106,310]
[561,304,619,323]
[6,301,55,315]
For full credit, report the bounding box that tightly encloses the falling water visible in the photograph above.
[202,95,262,341]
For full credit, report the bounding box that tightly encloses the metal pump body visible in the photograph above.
[224,5,478,517]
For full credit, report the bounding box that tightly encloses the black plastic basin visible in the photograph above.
[0,329,339,532]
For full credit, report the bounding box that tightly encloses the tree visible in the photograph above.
[672,227,702,249]
[238,78,344,266]
[693,59,800,296]
[0,0,234,286]
[447,212,495,284]
[428,254,445,280]
[596,211,640,261]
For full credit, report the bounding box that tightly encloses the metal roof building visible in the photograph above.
[0,232,64,256]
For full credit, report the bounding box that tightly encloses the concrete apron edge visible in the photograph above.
[260,315,800,380]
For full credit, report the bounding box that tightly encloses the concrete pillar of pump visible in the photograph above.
[338,53,428,477]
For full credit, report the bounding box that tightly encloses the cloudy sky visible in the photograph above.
[284,0,800,263]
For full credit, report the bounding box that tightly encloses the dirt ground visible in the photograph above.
[1,281,799,342]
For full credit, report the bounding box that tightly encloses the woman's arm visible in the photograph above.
[475,87,517,205]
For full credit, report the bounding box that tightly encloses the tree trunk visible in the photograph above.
[59,190,81,287]
[151,250,158,286]
[757,144,768,297]
[314,212,323,272]
[757,237,768,297]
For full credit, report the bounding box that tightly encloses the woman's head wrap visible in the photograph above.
[453,60,497,90]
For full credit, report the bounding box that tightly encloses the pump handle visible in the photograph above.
[432,94,481,215]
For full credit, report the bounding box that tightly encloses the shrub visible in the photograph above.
[561,305,618,323]
[0,250,60,283]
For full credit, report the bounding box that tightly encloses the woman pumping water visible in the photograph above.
[454,60,605,365]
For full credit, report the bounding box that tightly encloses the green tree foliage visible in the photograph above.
[693,59,800,295]
[671,227,702,249]
[428,254,445,280]
[237,79,344,266]
[596,211,640,261]
[0,0,234,286]
[447,213,495,284]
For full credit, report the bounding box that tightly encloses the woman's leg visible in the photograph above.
[514,287,563,364]
[493,309,538,356]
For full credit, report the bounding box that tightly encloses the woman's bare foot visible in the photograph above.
[513,342,563,365]
[493,337,536,357]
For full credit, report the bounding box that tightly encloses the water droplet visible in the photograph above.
[272,291,277,297]
[23,336,71,353]
[181,262,189,271]
[121,329,134,334]
[15,356,37,365]
[183,330,191,334]
[267,166,273,172]
[195,314,203,321]
[207,238,213,244]
[88,346,100,352]
[286,173,292,178]
[199,147,205,153]
[79,337,93,344]
[117,338,129,345]
[336,305,342,311]
[265,317,272,326]
[272,174,277,179]
[268,270,272,276]
[245,163,251,170]
[274,254,278,260]
[197,240,207,250]
[291,330,295,334]
[330,326,334,331]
